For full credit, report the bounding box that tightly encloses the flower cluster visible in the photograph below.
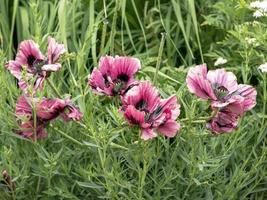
[16,96,82,139]
[6,37,66,92]
[186,64,257,134]
[6,37,83,140]
[6,38,258,141]
[88,56,181,140]
[250,0,267,18]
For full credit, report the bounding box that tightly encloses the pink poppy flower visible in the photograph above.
[88,55,141,96]
[121,81,180,140]
[15,96,82,140]
[5,37,66,92]
[206,110,238,134]
[186,64,257,115]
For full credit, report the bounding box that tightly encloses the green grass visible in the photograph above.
[0,0,266,199]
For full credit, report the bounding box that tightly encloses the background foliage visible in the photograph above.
[0,0,266,199]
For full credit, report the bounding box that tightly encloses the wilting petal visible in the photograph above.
[207,69,238,94]
[47,37,66,64]
[62,100,83,121]
[18,121,47,139]
[36,98,67,121]
[124,105,145,125]
[88,68,113,95]
[110,56,141,84]
[5,61,22,79]
[186,64,217,100]
[16,40,44,67]
[141,128,157,140]
[37,98,83,121]
[235,84,257,111]
[207,111,238,134]
[157,120,180,137]
[159,95,180,119]
[16,96,32,117]
[212,95,245,116]
[42,64,61,72]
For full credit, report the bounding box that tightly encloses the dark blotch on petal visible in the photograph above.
[117,73,129,82]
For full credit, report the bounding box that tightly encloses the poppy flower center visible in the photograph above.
[103,75,110,87]
[136,99,147,111]
[117,73,129,82]
[27,55,37,66]
[215,85,229,100]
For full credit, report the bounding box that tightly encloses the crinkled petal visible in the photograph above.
[18,121,47,139]
[88,68,113,96]
[16,40,44,67]
[16,96,32,117]
[5,61,22,79]
[207,68,238,93]
[141,128,157,140]
[110,56,141,83]
[42,63,61,72]
[124,105,145,125]
[157,120,180,138]
[98,56,114,75]
[47,37,66,64]
[36,98,67,121]
[186,64,217,100]
[235,84,257,111]
[207,111,238,134]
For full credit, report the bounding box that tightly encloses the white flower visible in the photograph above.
[253,10,264,18]
[250,0,267,11]
[258,63,267,73]
[245,37,257,44]
[250,1,262,8]
[214,57,227,66]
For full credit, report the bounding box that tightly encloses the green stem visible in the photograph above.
[51,125,84,146]
[35,176,41,199]
[46,78,61,98]
[100,19,108,55]
[31,96,37,142]
[110,0,119,55]
[153,32,166,85]
[263,74,266,115]
[181,110,218,124]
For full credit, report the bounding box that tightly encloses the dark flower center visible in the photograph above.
[103,75,110,87]
[117,73,129,82]
[27,55,37,66]
[136,99,147,111]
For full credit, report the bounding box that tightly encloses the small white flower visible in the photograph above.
[245,37,257,44]
[253,10,264,18]
[214,57,227,66]
[258,63,267,73]
[250,1,262,8]
[250,0,267,11]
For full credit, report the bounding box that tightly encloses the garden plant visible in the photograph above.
[0,0,266,199]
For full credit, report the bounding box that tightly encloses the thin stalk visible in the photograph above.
[35,176,41,199]
[263,74,266,115]
[153,33,166,85]
[46,78,61,98]
[110,0,119,55]
[51,125,84,146]
[8,0,18,58]
[100,19,108,55]
[180,109,218,123]
[32,98,37,142]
